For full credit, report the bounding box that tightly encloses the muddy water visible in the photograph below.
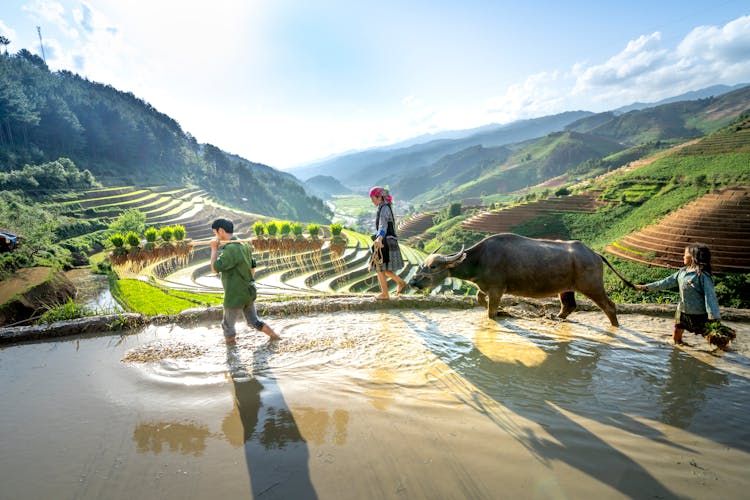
[1,310,748,499]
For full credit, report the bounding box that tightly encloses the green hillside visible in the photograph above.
[290,111,591,188]
[413,114,750,306]
[394,144,511,200]
[415,131,624,206]
[568,85,750,145]
[401,85,750,207]
[0,50,330,222]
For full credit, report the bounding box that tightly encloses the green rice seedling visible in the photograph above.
[172,225,186,241]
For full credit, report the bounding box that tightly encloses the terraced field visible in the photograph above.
[461,193,604,236]
[398,212,436,244]
[606,186,750,272]
[59,186,451,301]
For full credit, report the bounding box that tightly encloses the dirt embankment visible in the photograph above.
[0,267,76,326]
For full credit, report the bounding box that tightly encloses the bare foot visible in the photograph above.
[375,294,389,300]
[396,281,407,295]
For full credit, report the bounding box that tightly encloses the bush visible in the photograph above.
[714,273,750,309]
[108,209,146,235]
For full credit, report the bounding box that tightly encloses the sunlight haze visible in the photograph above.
[2,0,749,169]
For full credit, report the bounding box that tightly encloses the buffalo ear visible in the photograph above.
[445,252,466,268]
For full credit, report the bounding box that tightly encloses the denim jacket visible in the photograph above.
[645,267,721,319]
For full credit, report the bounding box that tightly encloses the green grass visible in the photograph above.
[621,153,750,181]
[564,183,711,250]
[166,289,224,306]
[37,298,96,324]
[112,278,202,315]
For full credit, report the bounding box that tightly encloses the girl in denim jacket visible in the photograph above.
[636,243,720,344]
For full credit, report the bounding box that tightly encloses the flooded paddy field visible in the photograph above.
[1,309,749,499]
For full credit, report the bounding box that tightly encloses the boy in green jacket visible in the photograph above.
[210,218,279,344]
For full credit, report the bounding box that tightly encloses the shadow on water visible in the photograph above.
[130,340,318,498]
[224,342,318,499]
[397,311,747,499]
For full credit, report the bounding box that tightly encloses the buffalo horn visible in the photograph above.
[438,246,465,264]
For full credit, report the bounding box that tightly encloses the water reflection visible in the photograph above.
[224,343,318,499]
[133,422,212,456]
[661,348,729,428]
[222,351,263,447]
[398,311,678,499]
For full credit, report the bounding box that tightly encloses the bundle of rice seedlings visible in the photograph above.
[704,321,737,350]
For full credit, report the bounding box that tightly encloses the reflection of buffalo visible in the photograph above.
[409,233,634,325]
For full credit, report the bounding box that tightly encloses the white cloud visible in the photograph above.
[481,15,750,125]
[575,32,668,90]
[22,0,79,39]
[485,71,569,123]
[678,15,750,64]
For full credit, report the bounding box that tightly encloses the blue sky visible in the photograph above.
[1,1,749,169]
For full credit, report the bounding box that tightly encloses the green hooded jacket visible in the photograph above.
[213,238,255,308]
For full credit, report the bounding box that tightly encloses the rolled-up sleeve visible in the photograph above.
[644,271,679,292]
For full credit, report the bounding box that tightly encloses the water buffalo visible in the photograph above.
[409,233,634,326]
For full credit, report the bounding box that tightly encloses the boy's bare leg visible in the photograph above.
[261,324,280,340]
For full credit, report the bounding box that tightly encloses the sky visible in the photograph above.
[1,1,750,170]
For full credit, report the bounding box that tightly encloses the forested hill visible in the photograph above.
[0,50,331,223]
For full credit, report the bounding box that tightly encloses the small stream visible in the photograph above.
[66,269,122,313]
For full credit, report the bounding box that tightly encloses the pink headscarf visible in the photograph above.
[369,186,393,203]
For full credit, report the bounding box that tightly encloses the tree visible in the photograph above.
[0,35,10,55]
[108,209,146,235]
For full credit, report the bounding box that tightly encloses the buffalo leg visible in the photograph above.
[558,291,577,319]
[477,290,488,308]
[487,291,502,319]
[583,292,619,327]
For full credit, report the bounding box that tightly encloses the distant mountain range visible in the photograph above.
[294,83,749,207]
[3,45,746,219]
[292,111,592,186]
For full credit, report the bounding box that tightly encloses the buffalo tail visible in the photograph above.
[598,254,636,289]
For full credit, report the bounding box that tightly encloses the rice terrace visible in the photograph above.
[2,6,750,500]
